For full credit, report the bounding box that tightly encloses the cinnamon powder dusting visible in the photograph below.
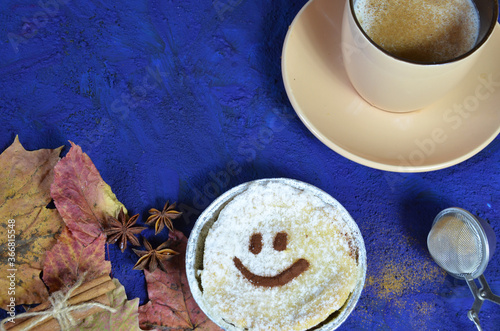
[273,232,288,251]
[343,232,359,264]
[233,257,310,287]
[249,233,263,255]
[353,233,448,328]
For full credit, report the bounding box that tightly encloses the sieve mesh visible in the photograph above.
[428,212,483,277]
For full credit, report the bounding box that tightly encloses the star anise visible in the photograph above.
[105,208,147,252]
[132,238,179,272]
[146,201,182,234]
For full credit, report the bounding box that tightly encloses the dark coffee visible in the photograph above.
[354,0,480,62]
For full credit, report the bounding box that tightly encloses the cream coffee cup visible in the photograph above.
[341,0,499,112]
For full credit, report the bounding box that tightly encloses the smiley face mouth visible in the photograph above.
[233,257,310,287]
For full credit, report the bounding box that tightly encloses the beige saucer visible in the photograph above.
[282,0,500,172]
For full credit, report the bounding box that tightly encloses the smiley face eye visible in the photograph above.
[273,232,288,251]
[249,232,288,254]
[249,233,263,255]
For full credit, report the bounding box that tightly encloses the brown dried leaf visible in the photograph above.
[0,136,64,309]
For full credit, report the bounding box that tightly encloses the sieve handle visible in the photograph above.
[467,310,482,331]
[465,276,484,330]
[465,274,500,330]
[477,275,500,305]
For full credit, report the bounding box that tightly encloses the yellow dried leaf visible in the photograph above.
[0,136,64,309]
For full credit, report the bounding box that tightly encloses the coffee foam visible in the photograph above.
[354,0,480,62]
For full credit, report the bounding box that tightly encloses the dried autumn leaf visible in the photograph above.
[51,142,126,246]
[75,278,141,331]
[0,136,64,309]
[42,227,111,293]
[138,230,222,331]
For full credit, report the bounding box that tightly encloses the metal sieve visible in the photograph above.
[427,207,500,331]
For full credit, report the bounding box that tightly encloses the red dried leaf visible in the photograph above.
[42,227,111,292]
[51,142,126,246]
[138,230,222,331]
[0,136,64,308]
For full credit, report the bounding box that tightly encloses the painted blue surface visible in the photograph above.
[1,0,500,330]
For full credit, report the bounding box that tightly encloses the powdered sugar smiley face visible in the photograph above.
[201,181,362,331]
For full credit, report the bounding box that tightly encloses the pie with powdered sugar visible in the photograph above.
[200,181,362,330]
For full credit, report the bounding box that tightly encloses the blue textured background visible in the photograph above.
[1,0,500,330]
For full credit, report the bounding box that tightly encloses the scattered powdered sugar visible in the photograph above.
[201,181,361,330]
